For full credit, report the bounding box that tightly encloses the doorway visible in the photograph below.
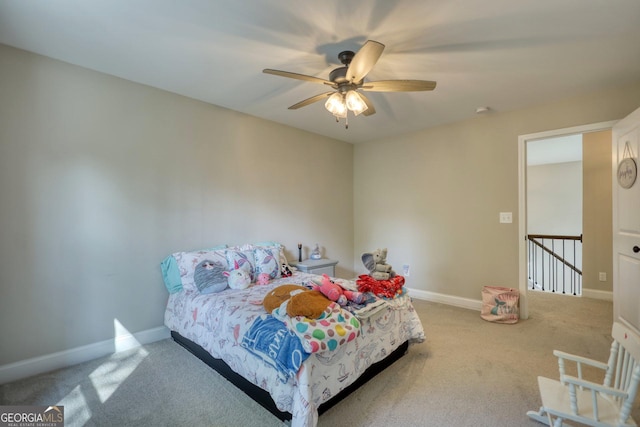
[527,134,583,296]
[517,121,617,319]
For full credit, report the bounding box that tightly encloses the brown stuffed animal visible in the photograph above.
[263,284,331,319]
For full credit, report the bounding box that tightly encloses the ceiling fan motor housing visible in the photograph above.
[331,50,362,90]
[338,50,355,65]
[330,67,363,94]
[329,67,349,85]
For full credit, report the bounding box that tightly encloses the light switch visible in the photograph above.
[499,212,513,223]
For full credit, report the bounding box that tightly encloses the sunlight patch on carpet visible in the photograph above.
[57,385,91,426]
[87,319,149,403]
[51,320,150,424]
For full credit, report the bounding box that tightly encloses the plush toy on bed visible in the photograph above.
[310,274,366,306]
[223,268,252,290]
[263,284,331,318]
[193,260,228,294]
[357,274,405,299]
[256,273,270,285]
[361,248,397,281]
[280,263,293,277]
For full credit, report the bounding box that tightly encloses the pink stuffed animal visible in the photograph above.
[256,273,270,285]
[311,274,366,306]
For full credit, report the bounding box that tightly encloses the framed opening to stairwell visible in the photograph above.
[518,120,617,319]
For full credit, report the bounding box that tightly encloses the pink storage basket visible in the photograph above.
[481,286,519,324]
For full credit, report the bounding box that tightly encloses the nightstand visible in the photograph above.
[290,259,338,276]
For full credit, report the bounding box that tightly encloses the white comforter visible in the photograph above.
[164,272,425,427]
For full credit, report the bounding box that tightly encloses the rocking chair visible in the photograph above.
[527,322,640,427]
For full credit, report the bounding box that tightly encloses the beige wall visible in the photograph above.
[354,82,640,301]
[527,161,582,236]
[2,40,639,368]
[582,130,613,292]
[0,44,354,365]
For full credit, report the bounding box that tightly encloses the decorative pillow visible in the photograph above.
[254,246,282,280]
[172,247,228,292]
[254,241,291,270]
[226,249,256,282]
[193,260,228,294]
[254,240,281,248]
[160,255,183,293]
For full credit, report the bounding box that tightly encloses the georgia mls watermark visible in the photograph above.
[0,406,64,427]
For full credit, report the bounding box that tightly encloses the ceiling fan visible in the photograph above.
[263,40,436,128]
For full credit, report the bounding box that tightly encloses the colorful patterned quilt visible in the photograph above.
[164,272,425,427]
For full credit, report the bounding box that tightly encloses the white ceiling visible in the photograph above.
[1,0,639,144]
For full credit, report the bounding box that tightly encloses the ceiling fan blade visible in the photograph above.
[361,80,437,92]
[358,93,376,116]
[346,40,385,83]
[263,69,334,86]
[288,92,334,110]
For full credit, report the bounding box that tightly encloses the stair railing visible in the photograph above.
[527,234,582,296]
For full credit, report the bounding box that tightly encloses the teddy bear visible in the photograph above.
[361,248,397,281]
[263,284,331,319]
[310,274,366,306]
[222,268,252,290]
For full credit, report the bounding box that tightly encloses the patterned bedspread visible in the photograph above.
[164,272,425,427]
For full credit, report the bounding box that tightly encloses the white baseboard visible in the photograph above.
[407,287,482,311]
[0,326,170,385]
[581,288,613,301]
[406,286,613,310]
[529,277,613,302]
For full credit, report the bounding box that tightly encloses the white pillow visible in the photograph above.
[253,246,282,280]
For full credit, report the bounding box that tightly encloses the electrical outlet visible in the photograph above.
[499,212,513,223]
[599,272,607,281]
[402,264,410,277]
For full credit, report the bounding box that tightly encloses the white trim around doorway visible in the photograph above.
[518,120,618,319]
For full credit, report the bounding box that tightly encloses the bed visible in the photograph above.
[161,244,425,427]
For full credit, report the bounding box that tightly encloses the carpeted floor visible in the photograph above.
[1,291,635,427]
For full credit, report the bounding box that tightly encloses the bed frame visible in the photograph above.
[171,330,409,422]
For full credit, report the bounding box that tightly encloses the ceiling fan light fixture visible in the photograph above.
[264,39,437,125]
[345,90,368,116]
[325,92,347,118]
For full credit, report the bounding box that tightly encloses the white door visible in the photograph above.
[612,106,640,334]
